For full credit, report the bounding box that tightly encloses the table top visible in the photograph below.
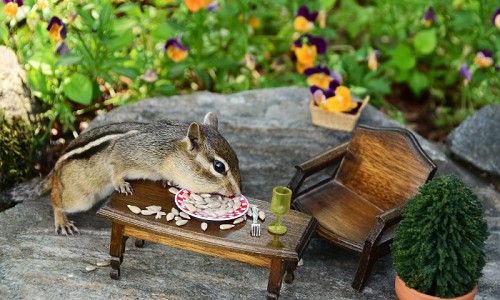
[97,180,316,261]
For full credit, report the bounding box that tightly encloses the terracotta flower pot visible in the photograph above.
[395,275,478,300]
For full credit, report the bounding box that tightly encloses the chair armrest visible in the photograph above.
[287,142,348,199]
[365,205,404,245]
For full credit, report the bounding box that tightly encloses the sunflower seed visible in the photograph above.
[146,205,162,212]
[233,217,244,224]
[179,212,191,219]
[166,212,175,221]
[185,203,197,212]
[200,193,212,198]
[259,211,266,221]
[96,260,110,267]
[174,216,181,221]
[220,224,235,230]
[155,211,167,219]
[171,207,179,215]
[141,210,156,216]
[191,193,204,202]
[176,219,188,226]
[127,205,141,214]
[168,187,179,194]
[201,222,208,231]
[85,265,97,272]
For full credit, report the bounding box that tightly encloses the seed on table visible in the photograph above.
[166,212,175,221]
[179,212,191,219]
[233,217,244,224]
[174,216,181,221]
[85,265,97,272]
[155,211,166,219]
[176,219,188,226]
[171,207,179,215]
[127,205,141,214]
[146,205,161,212]
[220,224,235,230]
[259,211,266,221]
[168,187,179,194]
[201,222,208,231]
[141,210,156,216]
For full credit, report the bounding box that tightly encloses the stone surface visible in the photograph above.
[1,87,499,300]
[0,46,34,124]
[447,105,500,176]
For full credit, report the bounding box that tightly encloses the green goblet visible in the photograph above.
[267,186,292,235]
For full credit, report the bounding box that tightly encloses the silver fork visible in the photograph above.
[250,206,261,237]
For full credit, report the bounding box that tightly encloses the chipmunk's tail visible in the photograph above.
[36,170,54,196]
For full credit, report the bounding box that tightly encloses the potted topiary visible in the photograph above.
[391,175,488,300]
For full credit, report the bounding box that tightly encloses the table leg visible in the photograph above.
[109,223,128,280]
[266,258,286,300]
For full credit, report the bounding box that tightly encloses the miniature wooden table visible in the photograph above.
[96,180,317,300]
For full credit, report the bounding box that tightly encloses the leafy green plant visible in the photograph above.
[391,175,489,298]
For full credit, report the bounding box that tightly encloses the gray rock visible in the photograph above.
[0,46,34,124]
[447,105,500,176]
[1,87,499,300]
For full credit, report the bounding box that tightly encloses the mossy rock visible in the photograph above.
[0,109,36,191]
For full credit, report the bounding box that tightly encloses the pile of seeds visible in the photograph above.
[171,187,245,218]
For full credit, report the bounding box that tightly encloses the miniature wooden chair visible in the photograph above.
[287,125,437,291]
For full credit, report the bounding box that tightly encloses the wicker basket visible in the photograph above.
[309,96,370,131]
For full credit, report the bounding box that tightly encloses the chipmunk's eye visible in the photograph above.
[213,160,226,174]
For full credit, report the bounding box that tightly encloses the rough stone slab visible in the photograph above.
[447,105,500,176]
[0,45,34,124]
[1,87,499,299]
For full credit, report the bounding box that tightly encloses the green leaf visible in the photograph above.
[408,71,429,96]
[108,31,135,52]
[113,66,140,79]
[391,44,416,71]
[57,54,83,66]
[154,82,177,95]
[0,23,9,44]
[413,29,437,55]
[167,63,188,79]
[63,74,94,105]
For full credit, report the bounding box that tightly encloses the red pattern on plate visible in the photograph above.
[175,189,249,221]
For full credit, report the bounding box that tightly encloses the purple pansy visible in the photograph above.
[459,64,471,82]
[2,0,23,5]
[493,8,500,29]
[207,1,218,12]
[296,5,318,22]
[293,34,327,55]
[164,37,189,51]
[423,7,436,25]
[47,16,67,41]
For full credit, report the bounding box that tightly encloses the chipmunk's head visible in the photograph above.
[174,112,242,197]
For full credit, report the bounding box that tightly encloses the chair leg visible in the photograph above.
[352,247,377,291]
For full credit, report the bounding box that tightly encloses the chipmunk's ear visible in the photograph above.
[203,112,218,130]
[186,122,204,151]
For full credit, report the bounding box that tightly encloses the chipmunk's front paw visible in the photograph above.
[55,220,80,236]
[115,181,133,195]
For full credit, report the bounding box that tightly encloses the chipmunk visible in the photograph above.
[42,112,242,236]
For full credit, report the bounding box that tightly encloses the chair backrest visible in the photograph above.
[334,126,436,211]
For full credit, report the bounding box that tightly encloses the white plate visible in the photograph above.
[175,189,249,221]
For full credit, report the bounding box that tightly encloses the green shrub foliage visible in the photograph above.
[392,175,488,298]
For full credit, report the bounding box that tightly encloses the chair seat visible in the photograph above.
[293,181,384,251]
